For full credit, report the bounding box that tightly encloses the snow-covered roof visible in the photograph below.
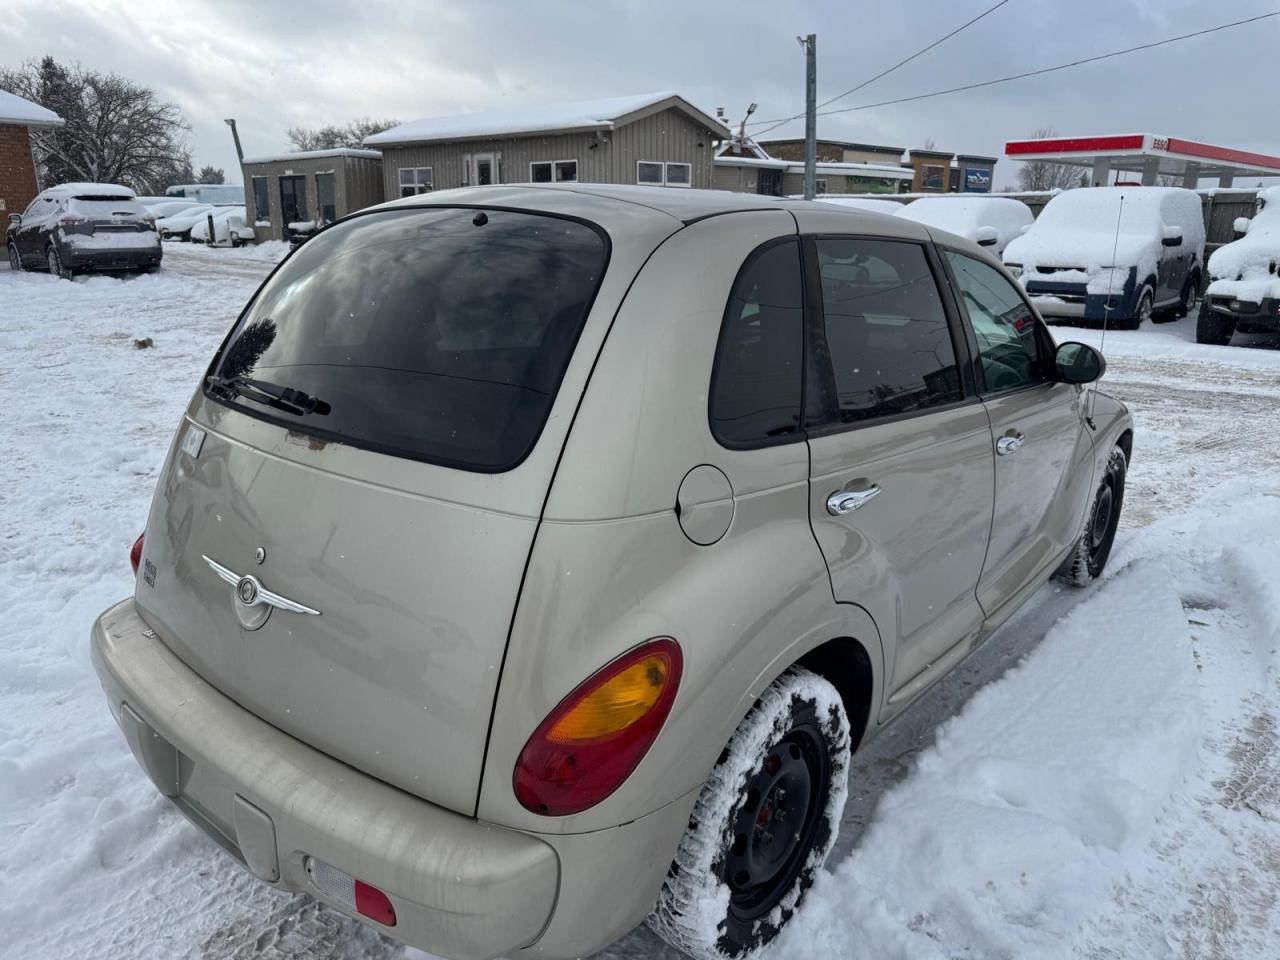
[0,89,63,128]
[41,182,136,198]
[713,155,913,179]
[242,147,382,165]
[713,155,790,170]
[364,92,730,147]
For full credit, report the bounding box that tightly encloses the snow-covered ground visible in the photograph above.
[2,249,1278,959]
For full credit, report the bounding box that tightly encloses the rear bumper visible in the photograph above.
[90,598,560,960]
[62,243,161,272]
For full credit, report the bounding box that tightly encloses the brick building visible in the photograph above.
[0,90,63,217]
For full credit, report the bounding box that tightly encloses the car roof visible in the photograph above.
[41,182,136,199]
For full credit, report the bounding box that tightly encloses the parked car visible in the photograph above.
[813,195,905,215]
[894,196,1034,255]
[144,199,207,221]
[155,204,214,241]
[189,206,253,246]
[91,186,1130,960]
[1003,186,1205,329]
[6,182,161,279]
[1196,186,1280,345]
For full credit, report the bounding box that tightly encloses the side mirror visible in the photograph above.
[1161,225,1183,248]
[7,213,19,226]
[1055,341,1106,385]
[1234,216,1251,236]
[973,226,999,247]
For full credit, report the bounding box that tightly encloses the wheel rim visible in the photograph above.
[725,723,829,921]
[7,244,18,271]
[1090,483,1114,557]
[1138,294,1152,324]
[1183,284,1196,312]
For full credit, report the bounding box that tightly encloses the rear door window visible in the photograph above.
[812,237,963,425]
[709,239,805,447]
[207,207,609,472]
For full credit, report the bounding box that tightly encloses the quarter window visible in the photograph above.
[813,237,962,425]
[398,167,433,197]
[530,160,578,183]
[944,250,1051,393]
[709,239,805,447]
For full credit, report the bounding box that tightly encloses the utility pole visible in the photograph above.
[224,118,244,164]
[798,33,817,199]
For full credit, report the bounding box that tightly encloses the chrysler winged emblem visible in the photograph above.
[202,554,320,630]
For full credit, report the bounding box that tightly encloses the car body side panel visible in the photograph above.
[481,211,885,833]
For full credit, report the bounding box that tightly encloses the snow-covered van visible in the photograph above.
[894,196,1034,256]
[1196,186,1280,345]
[1003,187,1204,328]
[6,182,161,279]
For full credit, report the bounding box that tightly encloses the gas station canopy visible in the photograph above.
[1004,133,1280,187]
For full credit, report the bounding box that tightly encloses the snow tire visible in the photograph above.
[648,668,850,960]
[1195,299,1235,346]
[1056,445,1127,587]
[47,243,72,280]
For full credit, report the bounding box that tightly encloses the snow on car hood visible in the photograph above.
[1206,187,1280,301]
[1005,231,1158,295]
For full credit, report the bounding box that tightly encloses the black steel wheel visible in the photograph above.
[649,668,851,959]
[1056,446,1127,586]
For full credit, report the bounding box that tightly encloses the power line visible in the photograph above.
[753,11,1279,134]
[749,0,1014,140]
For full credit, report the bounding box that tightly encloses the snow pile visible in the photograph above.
[1206,186,1280,301]
[894,196,1033,252]
[1005,187,1204,293]
[776,559,1204,959]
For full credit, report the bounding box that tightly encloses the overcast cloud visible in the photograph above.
[3,0,1277,188]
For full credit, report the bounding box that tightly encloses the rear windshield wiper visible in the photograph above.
[206,375,331,416]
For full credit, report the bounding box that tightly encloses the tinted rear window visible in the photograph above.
[207,207,609,471]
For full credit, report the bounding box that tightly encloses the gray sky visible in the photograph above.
[4,0,1278,189]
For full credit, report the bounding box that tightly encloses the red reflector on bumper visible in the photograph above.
[355,880,397,926]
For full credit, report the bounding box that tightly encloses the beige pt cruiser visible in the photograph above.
[91,185,1132,960]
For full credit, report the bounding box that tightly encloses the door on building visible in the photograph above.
[756,169,782,196]
[279,176,308,227]
[473,154,497,186]
[315,173,337,226]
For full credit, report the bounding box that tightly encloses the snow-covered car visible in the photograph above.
[144,199,206,221]
[1003,187,1204,329]
[189,206,253,246]
[894,196,1034,255]
[92,187,1130,960]
[1196,186,1280,345]
[155,204,214,241]
[6,182,161,279]
[812,196,905,215]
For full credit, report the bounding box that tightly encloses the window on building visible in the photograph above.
[709,239,805,447]
[251,177,269,223]
[637,161,664,185]
[944,250,1051,393]
[813,237,962,425]
[922,165,946,191]
[399,167,433,198]
[664,162,691,187]
[315,172,337,225]
[530,160,578,183]
[815,179,828,194]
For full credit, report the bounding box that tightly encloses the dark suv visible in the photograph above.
[6,182,162,279]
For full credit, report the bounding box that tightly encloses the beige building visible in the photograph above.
[240,148,384,241]
[759,137,905,167]
[364,92,730,198]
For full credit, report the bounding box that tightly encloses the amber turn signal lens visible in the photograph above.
[546,653,671,743]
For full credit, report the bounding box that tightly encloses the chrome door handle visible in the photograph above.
[996,433,1026,456]
[826,485,881,516]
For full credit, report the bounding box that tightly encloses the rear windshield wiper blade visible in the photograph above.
[206,375,331,416]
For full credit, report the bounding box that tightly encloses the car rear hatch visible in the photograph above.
[133,203,623,816]
[65,195,154,237]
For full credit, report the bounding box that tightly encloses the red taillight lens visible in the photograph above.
[58,215,85,226]
[130,533,145,575]
[354,880,397,926]
[514,638,682,816]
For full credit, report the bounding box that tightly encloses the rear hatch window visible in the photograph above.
[206,206,609,471]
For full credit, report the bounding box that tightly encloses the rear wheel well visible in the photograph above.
[795,637,874,752]
[1116,428,1133,465]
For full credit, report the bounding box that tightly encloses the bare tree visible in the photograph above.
[287,117,399,152]
[197,165,225,184]
[0,57,191,193]
[1016,128,1082,192]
